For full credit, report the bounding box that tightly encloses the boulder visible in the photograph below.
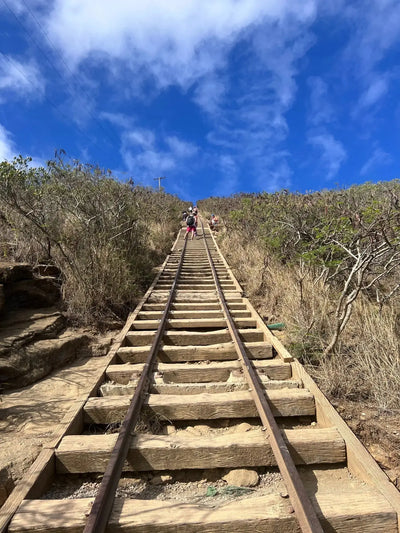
[4,278,60,309]
[0,310,66,355]
[0,262,33,283]
[0,330,91,388]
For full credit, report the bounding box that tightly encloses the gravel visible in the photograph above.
[42,469,284,506]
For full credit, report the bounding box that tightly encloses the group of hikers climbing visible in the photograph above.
[182,206,219,240]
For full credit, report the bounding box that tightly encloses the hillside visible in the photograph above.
[1,159,399,491]
[199,183,400,485]
[0,156,184,327]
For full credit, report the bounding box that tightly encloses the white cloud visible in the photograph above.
[43,0,318,92]
[165,136,198,158]
[340,1,400,119]
[309,132,346,180]
[214,154,239,196]
[252,18,316,109]
[193,77,227,116]
[12,0,321,194]
[121,127,198,187]
[100,112,133,129]
[343,0,400,76]
[0,55,45,102]
[125,149,176,179]
[205,11,316,193]
[0,124,16,161]
[308,76,334,126]
[125,129,156,150]
[357,76,389,110]
[360,147,392,176]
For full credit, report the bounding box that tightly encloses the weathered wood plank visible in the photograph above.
[100,379,301,396]
[106,359,291,384]
[138,310,224,320]
[0,233,187,533]
[125,328,264,346]
[0,449,54,532]
[8,490,397,533]
[137,310,251,320]
[292,359,400,527]
[148,292,242,303]
[84,389,315,424]
[56,427,345,473]
[118,340,273,362]
[169,285,236,291]
[130,318,257,330]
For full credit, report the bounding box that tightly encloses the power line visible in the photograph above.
[20,0,120,146]
[1,0,121,149]
[0,52,95,146]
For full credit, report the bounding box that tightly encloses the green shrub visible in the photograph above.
[0,155,184,326]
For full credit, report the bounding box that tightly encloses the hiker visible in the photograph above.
[210,214,219,230]
[193,209,198,237]
[182,210,187,221]
[184,211,196,240]
[193,206,198,215]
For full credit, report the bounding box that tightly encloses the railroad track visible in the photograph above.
[1,219,400,532]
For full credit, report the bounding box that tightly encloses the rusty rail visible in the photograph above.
[83,233,188,533]
[200,219,324,533]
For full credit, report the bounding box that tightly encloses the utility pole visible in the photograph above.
[154,176,167,190]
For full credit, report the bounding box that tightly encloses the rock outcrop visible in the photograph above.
[0,262,91,390]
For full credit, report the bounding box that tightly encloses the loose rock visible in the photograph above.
[232,422,253,433]
[222,469,259,487]
[150,474,173,485]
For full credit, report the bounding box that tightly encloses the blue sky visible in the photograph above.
[0,0,399,201]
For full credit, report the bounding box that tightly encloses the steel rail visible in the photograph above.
[200,219,324,533]
[83,232,188,533]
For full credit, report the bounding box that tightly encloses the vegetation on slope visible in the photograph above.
[199,182,400,408]
[0,155,184,326]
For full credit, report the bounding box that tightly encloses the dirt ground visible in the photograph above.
[0,349,113,503]
[331,398,400,488]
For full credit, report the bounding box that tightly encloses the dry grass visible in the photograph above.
[218,230,400,409]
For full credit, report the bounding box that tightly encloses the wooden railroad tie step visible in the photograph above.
[137,310,251,319]
[106,360,290,384]
[142,302,247,311]
[9,490,397,532]
[117,341,273,362]
[159,276,233,282]
[125,328,264,346]
[147,293,243,303]
[130,318,258,330]
[157,280,234,285]
[56,427,346,473]
[158,276,230,282]
[169,284,238,290]
[83,389,315,424]
[100,379,301,396]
